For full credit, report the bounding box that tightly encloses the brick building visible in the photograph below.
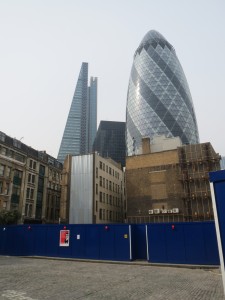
[126,136,221,223]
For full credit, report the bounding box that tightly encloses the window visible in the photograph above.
[96,184,98,195]
[0,132,5,142]
[0,164,5,176]
[37,192,43,205]
[56,173,59,181]
[109,167,112,175]
[29,159,36,170]
[7,149,13,158]
[106,180,108,189]
[56,161,61,169]
[13,186,20,196]
[99,209,102,220]
[99,161,103,170]
[109,181,112,191]
[48,156,54,165]
[25,203,32,217]
[14,153,25,163]
[103,178,105,188]
[56,197,60,207]
[26,187,34,199]
[13,139,21,148]
[103,193,105,203]
[109,195,112,205]
[0,147,6,155]
[0,181,3,193]
[55,209,59,220]
[99,176,102,187]
[96,201,98,212]
[106,194,108,204]
[14,169,22,178]
[5,183,9,195]
[6,167,11,177]
[39,165,45,176]
[50,207,53,219]
[96,167,98,178]
[103,163,105,171]
[106,165,108,173]
[28,173,35,184]
[100,192,102,202]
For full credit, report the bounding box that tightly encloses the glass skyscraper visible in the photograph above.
[58,63,97,163]
[88,77,98,153]
[126,30,199,156]
[92,121,126,167]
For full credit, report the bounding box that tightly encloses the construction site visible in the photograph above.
[125,136,221,223]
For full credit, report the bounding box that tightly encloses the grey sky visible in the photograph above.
[0,0,224,158]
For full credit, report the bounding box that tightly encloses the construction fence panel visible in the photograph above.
[147,221,219,265]
[0,222,220,265]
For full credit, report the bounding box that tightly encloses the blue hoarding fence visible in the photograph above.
[146,221,219,265]
[0,222,220,265]
[209,169,225,294]
[0,224,131,261]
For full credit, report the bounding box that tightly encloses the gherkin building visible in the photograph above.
[126,30,199,156]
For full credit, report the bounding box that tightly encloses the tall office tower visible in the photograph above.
[58,63,97,163]
[88,77,98,153]
[92,121,126,167]
[126,30,199,156]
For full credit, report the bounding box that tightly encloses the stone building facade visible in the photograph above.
[0,131,62,224]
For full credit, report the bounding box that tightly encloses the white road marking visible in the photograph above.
[1,290,37,300]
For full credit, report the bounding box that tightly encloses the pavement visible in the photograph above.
[0,256,224,300]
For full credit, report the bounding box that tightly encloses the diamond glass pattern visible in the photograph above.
[126,30,199,156]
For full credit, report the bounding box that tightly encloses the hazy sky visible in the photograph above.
[0,0,225,158]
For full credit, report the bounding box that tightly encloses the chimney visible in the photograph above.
[142,137,151,154]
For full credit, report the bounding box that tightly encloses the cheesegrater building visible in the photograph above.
[58,63,97,163]
[126,30,199,156]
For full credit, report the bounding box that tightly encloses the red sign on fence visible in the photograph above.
[59,230,70,247]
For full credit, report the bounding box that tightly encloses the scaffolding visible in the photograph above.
[178,143,221,221]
